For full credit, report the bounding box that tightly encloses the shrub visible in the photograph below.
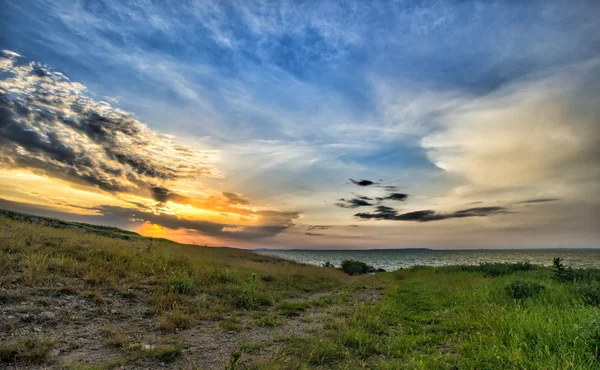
[505,280,545,299]
[579,284,600,306]
[340,260,384,276]
[553,258,600,283]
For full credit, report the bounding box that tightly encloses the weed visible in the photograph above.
[168,276,196,294]
[226,348,241,370]
[156,306,194,331]
[219,317,242,331]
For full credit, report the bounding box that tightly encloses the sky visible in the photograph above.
[0,0,599,249]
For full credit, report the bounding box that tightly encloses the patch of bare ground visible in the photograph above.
[0,285,382,369]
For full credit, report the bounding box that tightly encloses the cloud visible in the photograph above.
[335,197,374,208]
[0,52,220,202]
[516,198,559,204]
[376,193,408,202]
[349,178,375,186]
[421,59,600,201]
[305,232,325,236]
[98,205,298,240]
[222,192,250,205]
[355,206,507,222]
[306,225,331,230]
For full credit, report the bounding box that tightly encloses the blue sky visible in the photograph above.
[0,0,599,249]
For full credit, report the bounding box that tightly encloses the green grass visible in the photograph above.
[276,300,309,316]
[1,213,599,369]
[256,266,600,369]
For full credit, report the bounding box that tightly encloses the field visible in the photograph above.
[0,214,599,369]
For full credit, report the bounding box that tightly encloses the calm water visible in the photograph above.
[256,249,600,271]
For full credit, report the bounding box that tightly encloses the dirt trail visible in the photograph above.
[1,286,382,369]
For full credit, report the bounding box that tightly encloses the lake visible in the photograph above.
[255,249,600,271]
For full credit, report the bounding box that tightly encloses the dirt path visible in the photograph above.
[1,286,382,369]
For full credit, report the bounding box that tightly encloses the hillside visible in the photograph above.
[0,213,599,369]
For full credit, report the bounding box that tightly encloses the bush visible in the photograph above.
[340,260,385,276]
[505,280,545,299]
[553,258,600,283]
[579,284,600,306]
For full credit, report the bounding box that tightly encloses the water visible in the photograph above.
[256,249,600,271]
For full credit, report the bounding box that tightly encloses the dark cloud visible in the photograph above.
[335,197,374,208]
[307,225,331,230]
[0,55,218,203]
[90,205,296,240]
[376,192,408,202]
[349,178,375,186]
[305,232,325,236]
[517,198,559,204]
[355,206,507,222]
[378,185,398,192]
[222,192,250,205]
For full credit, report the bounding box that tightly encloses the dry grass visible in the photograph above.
[0,216,348,366]
[0,334,54,364]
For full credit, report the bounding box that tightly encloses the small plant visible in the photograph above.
[226,348,241,370]
[323,261,334,268]
[156,304,194,331]
[505,280,545,300]
[168,276,196,294]
[218,317,242,331]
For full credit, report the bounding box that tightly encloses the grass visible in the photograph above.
[0,215,345,316]
[256,266,600,369]
[0,334,54,364]
[276,300,309,316]
[100,327,183,363]
[1,212,599,368]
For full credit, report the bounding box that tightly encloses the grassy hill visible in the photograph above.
[0,212,599,369]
